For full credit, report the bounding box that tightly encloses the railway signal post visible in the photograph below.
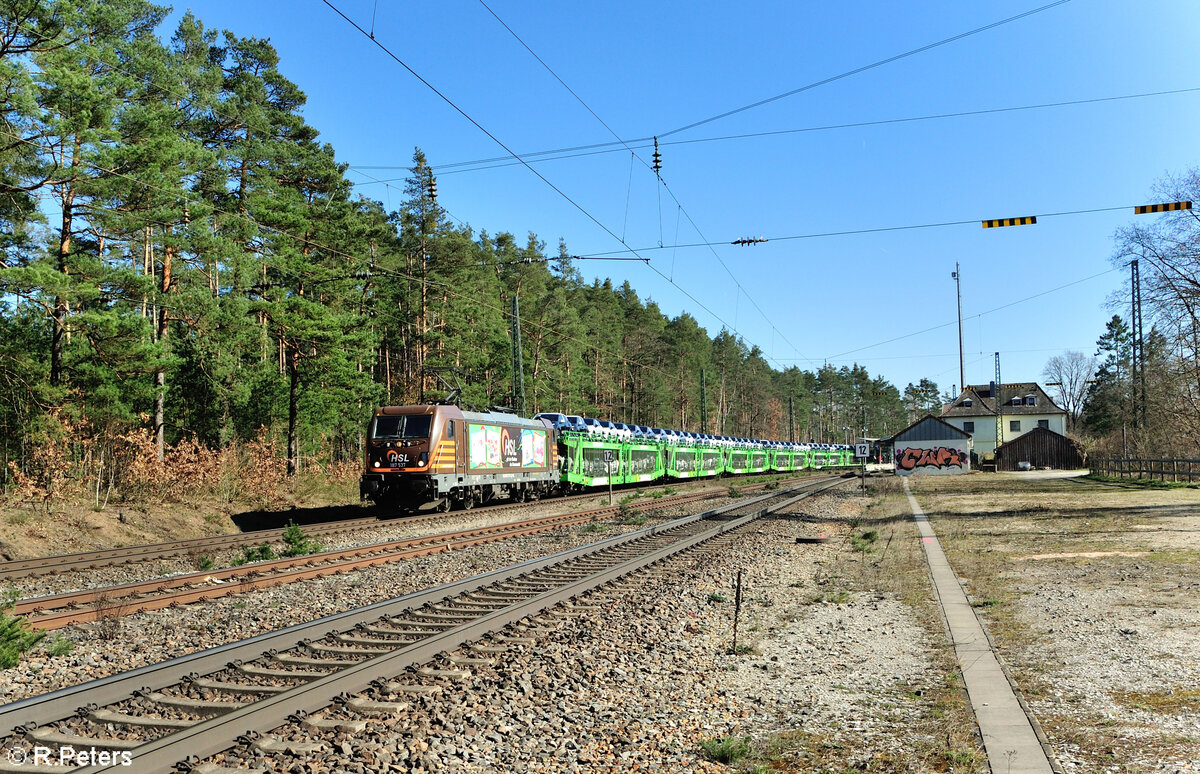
[855,442,870,490]
[604,449,615,505]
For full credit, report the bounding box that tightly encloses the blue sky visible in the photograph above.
[165,0,1200,395]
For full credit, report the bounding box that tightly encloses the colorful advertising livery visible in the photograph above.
[361,405,558,511]
[468,424,548,469]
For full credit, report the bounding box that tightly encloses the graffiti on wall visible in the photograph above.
[895,445,968,476]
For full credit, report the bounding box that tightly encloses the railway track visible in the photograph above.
[12,486,743,630]
[0,476,847,773]
[0,476,806,581]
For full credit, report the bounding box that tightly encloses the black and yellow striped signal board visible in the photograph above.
[982,216,1036,229]
[1134,201,1191,214]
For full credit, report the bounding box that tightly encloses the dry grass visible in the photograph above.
[1111,688,1200,713]
[90,592,126,641]
[906,472,1200,771]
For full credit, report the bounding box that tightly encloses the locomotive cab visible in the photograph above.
[360,406,459,508]
[368,412,435,470]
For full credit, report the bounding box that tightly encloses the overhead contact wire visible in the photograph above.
[578,204,1140,257]
[320,0,647,263]
[475,0,811,367]
[348,85,1200,177]
[658,0,1074,138]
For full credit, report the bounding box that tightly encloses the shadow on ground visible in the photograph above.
[230,502,391,532]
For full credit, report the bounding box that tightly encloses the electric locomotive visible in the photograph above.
[360,404,856,512]
[359,404,558,511]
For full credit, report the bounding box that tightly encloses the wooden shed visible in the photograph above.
[993,426,1084,471]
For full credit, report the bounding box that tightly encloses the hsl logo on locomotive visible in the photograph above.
[500,428,521,467]
[386,450,409,468]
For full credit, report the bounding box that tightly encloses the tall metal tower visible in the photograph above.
[994,352,1003,455]
[511,295,526,415]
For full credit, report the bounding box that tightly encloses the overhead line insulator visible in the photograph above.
[652,136,662,179]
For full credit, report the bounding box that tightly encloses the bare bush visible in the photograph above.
[90,592,125,641]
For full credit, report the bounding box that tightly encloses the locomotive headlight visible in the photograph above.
[373,461,380,468]
[418,452,428,465]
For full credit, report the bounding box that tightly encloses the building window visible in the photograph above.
[962,399,973,407]
[1026,395,1037,406]
[963,421,974,433]
[1038,419,1049,430]
[1010,420,1021,432]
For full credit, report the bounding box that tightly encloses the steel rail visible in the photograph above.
[0,518,382,579]
[0,475,811,580]
[81,479,846,773]
[0,477,836,742]
[14,490,730,628]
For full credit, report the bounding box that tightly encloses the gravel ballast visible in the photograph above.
[199,488,975,773]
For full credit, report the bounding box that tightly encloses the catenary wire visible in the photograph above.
[825,268,1113,360]
[2,14,1120,398]
[0,120,1147,381]
[349,87,1200,177]
[474,0,813,366]
[0,124,1117,407]
[318,0,648,267]
[577,205,1136,257]
[324,0,797,370]
[658,0,1074,138]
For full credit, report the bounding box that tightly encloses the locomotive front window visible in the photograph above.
[373,415,433,439]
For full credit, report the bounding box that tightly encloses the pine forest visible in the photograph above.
[0,2,918,507]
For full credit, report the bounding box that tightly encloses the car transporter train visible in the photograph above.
[359,403,856,511]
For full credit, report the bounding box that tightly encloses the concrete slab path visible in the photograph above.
[903,479,1055,774]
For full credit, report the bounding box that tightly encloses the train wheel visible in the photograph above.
[512,488,526,503]
[462,489,476,510]
[435,496,451,513]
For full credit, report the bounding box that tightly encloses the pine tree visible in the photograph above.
[1083,315,1133,437]
[0,592,43,668]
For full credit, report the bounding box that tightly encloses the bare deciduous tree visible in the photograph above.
[1043,351,1097,430]
[1110,167,1200,452]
